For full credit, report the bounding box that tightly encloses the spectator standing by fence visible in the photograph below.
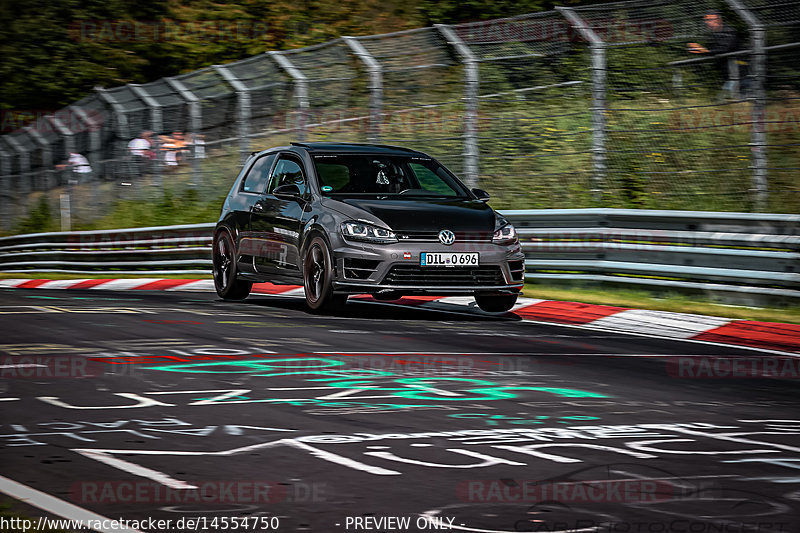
[127,130,154,177]
[688,11,745,99]
[56,152,92,184]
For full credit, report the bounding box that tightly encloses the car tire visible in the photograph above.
[213,229,252,300]
[475,292,517,313]
[303,236,347,312]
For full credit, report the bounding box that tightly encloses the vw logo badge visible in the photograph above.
[438,229,456,246]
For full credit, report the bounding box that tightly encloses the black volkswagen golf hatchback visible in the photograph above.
[213,143,525,312]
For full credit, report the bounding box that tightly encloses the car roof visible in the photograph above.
[251,142,430,159]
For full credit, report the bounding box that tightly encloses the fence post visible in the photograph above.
[24,126,53,191]
[95,86,131,185]
[213,65,251,165]
[166,77,203,186]
[558,7,606,204]
[0,143,11,230]
[343,37,383,143]
[270,51,309,143]
[435,24,479,189]
[725,0,768,211]
[5,135,30,196]
[70,105,103,183]
[129,84,164,192]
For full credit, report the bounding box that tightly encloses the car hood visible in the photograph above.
[321,197,496,232]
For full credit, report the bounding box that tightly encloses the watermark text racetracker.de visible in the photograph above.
[72,480,326,504]
[0,356,135,379]
[1,109,103,134]
[666,356,800,379]
[458,478,675,504]
[69,20,270,42]
[513,519,790,533]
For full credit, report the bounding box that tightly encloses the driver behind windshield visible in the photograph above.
[314,154,464,197]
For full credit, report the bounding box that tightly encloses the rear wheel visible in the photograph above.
[303,236,347,312]
[475,292,517,313]
[213,229,252,300]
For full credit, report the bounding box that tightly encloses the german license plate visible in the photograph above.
[420,252,479,267]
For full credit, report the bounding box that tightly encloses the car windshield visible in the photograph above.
[313,154,469,198]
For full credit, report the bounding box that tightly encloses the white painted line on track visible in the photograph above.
[0,474,144,533]
[77,450,197,489]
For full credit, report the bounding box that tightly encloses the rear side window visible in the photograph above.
[241,154,275,194]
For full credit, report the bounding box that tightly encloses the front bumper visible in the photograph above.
[330,238,525,295]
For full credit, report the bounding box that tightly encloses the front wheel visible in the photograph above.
[475,292,518,313]
[303,236,347,312]
[212,229,252,300]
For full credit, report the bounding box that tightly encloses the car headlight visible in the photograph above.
[341,221,397,244]
[493,224,517,245]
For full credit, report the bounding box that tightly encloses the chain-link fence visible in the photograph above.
[1,0,798,233]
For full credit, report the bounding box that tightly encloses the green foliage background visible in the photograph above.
[0,0,600,111]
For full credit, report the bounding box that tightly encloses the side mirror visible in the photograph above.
[273,183,302,200]
[472,188,491,202]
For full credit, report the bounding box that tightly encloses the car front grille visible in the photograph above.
[382,265,505,287]
[396,231,492,243]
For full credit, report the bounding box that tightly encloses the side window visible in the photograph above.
[241,154,275,194]
[268,157,307,196]
[409,162,455,195]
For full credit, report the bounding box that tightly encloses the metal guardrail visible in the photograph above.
[502,209,800,301]
[0,210,798,300]
[0,223,214,274]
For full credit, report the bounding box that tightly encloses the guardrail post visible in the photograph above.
[436,24,479,189]
[213,65,251,165]
[129,84,164,193]
[166,77,203,186]
[558,8,606,204]
[270,51,309,143]
[725,0,768,211]
[344,37,383,143]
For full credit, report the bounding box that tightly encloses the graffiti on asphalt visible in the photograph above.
[447,413,601,426]
[32,357,608,412]
[0,418,295,446]
[70,420,800,483]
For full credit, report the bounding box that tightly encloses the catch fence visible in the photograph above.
[0,0,798,233]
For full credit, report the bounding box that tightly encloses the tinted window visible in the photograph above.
[241,154,275,194]
[316,163,351,190]
[409,163,456,196]
[268,157,307,196]
[312,154,466,197]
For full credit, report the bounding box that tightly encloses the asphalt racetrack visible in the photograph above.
[0,288,798,533]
